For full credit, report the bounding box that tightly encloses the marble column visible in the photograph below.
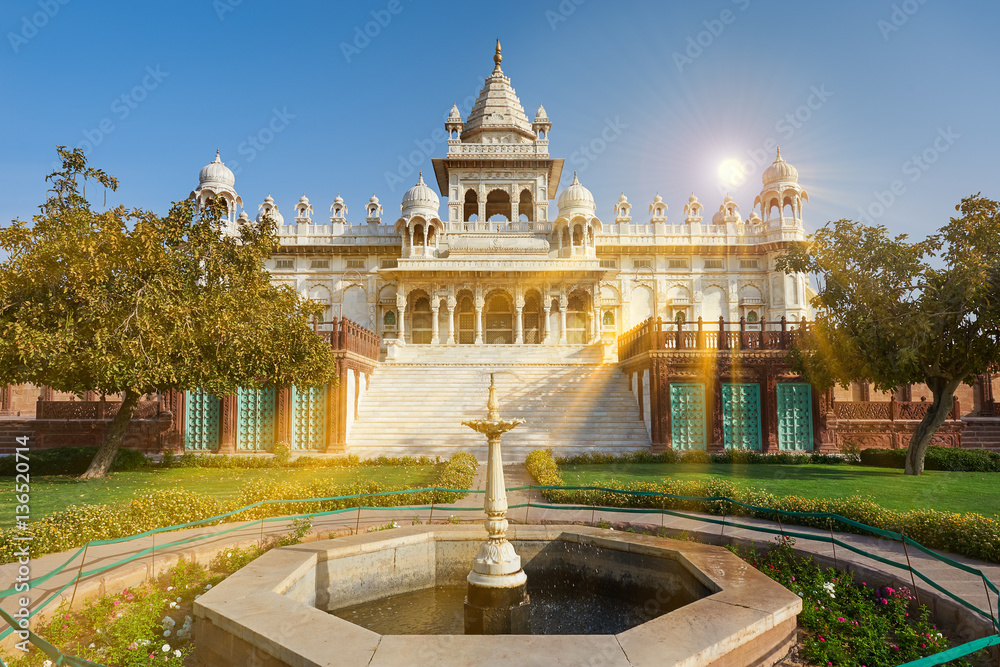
[514,294,524,345]
[431,299,440,345]
[446,295,457,345]
[396,294,407,343]
[542,300,551,344]
[558,294,568,345]
[474,296,484,345]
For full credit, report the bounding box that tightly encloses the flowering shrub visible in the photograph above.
[164,450,443,470]
[2,520,317,666]
[524,449,1000,564]
[728,540,981,667]
[0,452,477,565]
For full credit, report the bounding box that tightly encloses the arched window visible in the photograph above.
[519,189,534,222]
[463,189,479,222]
[383,311,396,327]
[486,189,511,221]
[675,310,686,324]
[747,311,758,323]
[603,310,615,326]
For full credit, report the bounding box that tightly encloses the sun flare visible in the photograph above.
[718,158,745,188]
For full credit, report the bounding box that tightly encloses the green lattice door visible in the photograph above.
[670,383,707,450]
[722,383,762,451]
[777,383,813,451]
[291,385,327,451]
[237,387,276,451]
[184,389,219,451]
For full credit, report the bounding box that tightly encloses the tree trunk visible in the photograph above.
[80,389,141,479]
[904,379,961,475]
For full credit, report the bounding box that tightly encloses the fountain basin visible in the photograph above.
[194,525,801,666]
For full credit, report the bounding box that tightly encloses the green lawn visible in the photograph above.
[558,463,1000,518]
[0,465,441,528]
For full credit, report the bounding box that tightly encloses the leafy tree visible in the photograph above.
[0,148,337,478]
[777,195,1000,474]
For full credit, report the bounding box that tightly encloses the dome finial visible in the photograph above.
[572,171,579,183]
[214,149,221,163]
[776,146,782,160]
[494,39,502,69]
[417,171,424,184]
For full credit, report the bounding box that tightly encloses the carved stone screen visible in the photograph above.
[670,383,707,450]
[722,383,762,451]
[777,383,813,451]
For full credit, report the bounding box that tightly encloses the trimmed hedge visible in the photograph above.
[860,446,1000,472]
[525,448,1000,565]
[556,449,848,466]
[0,446,150,476]
[0,451,478,565]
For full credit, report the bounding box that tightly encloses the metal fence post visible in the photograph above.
[69,541,91,610]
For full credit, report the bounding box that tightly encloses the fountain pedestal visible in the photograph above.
[462,374,529,634]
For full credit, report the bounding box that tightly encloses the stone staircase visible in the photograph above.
[961,418,1000,450]
[347,345,651,461]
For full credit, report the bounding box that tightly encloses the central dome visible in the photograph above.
[762,147,799,186]
[461,41,534,141]
[401,173,439,209]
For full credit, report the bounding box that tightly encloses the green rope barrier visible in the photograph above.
[897,633,1000,666]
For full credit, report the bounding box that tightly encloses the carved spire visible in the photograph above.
[493,39,502,70]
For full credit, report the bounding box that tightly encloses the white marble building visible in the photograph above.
[192,42,812,352]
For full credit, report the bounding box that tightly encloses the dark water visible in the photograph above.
[331,577,679,635]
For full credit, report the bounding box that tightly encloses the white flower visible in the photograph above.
[174,649,182,658]
[169,602,177,609]
[43,662,53,667]
[205,583,213,589]
[163,629,171,637]
[822,582,836,598]
[162,643,171,652]
[195,594,201,600]
[166,586,174,591]
[88,643,96,649]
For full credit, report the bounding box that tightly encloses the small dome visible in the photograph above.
[448,104,461,120]
[762,147,799,186]
[256,193,284,225]
[557,172,596,213]
[368,194,380,205]
[199,150,235,187]
[238,211,249,222]
[534,104,548,121]
[333,194,344,205]
[617,192,628,204]
[298,194,310,205]
[401,173,440,209]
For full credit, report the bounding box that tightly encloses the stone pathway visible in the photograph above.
[2,463,999,654]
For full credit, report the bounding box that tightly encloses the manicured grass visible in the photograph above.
[558,463,1000,518]
[0,465,441,528]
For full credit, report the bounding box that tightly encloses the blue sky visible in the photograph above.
[2,0,997,241]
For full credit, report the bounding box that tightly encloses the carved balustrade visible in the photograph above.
[318,316,381,361]
[618,316,802,361]
[832,397,960,422]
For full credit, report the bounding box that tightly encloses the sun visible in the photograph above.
[718,158,746,188]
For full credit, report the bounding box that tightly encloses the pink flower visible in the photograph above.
[837,617,846,622]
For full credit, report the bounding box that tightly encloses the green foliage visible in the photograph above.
[523,449,1000,564]
[272,442,291,466]
[0,452,475,564]
[0,446,150,476]
[1,566,207,667]
[167,450,439,470]
[727,541,980,667]
[776,195,1000,474]
[0,148,338,477]
[860,446,1000,472]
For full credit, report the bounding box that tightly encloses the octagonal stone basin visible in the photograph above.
[194,525,802,666]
